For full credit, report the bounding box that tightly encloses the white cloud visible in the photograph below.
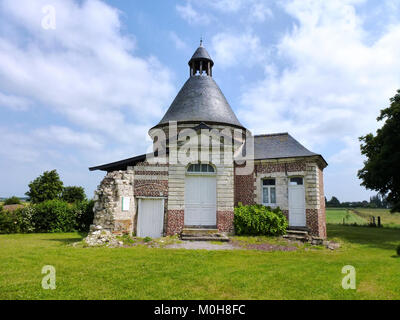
[239,0,400,146]
[33,126,104,150]
[176,0,273,24]
[176,2,211,25]
[206,0,244,13]
[236,0,400,200]
[0,92,31,110]
[169,32,188,50]
[250,2,273,22]
[211,32,267,68]
[0,0,175,143]
[0,0,176,197]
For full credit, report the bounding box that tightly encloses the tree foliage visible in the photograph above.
[4,196,21,205]
[326,196,341,207]
[61,186,86,203]
[358,90,400,212]
[25,170,64,204]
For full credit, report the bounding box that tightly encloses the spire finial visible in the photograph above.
[200,36,203,47]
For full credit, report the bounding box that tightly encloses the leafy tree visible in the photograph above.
[327,196,341,207]
[26,170,64,204]
[4,196,21,205]
[61,186,86,203]
[358,90,400,212]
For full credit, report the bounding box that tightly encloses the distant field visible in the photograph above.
[326,208,400,228]
[326,208,367,225]
[352,208,400,228]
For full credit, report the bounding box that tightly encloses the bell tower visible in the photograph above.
[188,40,214,77]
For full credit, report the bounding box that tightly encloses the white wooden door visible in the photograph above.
[184,175,216,226]
[288,185,306,226]
[137,199,164,238]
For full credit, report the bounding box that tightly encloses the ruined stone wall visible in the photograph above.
[92,162,169,236]
[92,167,135,234]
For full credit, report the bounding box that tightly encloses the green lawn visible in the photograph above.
[1,225,399,300]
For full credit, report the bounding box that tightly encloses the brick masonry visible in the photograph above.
[166,210,184,235]
[234,164,256,206]
[217,210,234,233]
[235,157,327,238]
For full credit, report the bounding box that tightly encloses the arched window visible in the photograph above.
[187,163,215,174]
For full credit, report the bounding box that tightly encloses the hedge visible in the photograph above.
[234,203,288,236]
[0,200,94,234]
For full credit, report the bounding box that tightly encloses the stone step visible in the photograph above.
[286,229,308,236]
[283,233,309,242]
[181,228,219,237]
[181,236,230,242]
[181,233,226,238]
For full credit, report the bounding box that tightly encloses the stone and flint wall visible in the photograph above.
[92,168,135,234]
[234,156,327,238]
[92,162,169,235]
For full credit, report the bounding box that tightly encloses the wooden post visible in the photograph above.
[378,216,381,228]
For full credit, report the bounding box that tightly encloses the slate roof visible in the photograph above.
[189,46,214,65]
[251,133,327,166]
[254,133,316,159]
[89,154,146,172]
[153,75,244,129]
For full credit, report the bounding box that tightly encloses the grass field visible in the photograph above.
[326,208,368,225]
[326,208,400,228]
[0,224,399,300]
[352,208,400,228]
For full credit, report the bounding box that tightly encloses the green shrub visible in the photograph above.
[4,196,21,205]
[32,200,76,233]
[234,204,288,236]
[73,200,95,232]
[16,206,36,233]
[0,199,95,234]
[397,244,400,256]
[0,209,20,234]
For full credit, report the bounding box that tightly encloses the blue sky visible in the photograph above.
[0,0,400,202]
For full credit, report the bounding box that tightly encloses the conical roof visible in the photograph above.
[189,45,214,66]
[155,75,243,128]
[153,43,244,129]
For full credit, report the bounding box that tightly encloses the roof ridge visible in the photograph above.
[254,132,289,137]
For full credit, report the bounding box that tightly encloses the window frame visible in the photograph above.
[186,163,216,175]
[289,177,304,186]
[262,178,277,206]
